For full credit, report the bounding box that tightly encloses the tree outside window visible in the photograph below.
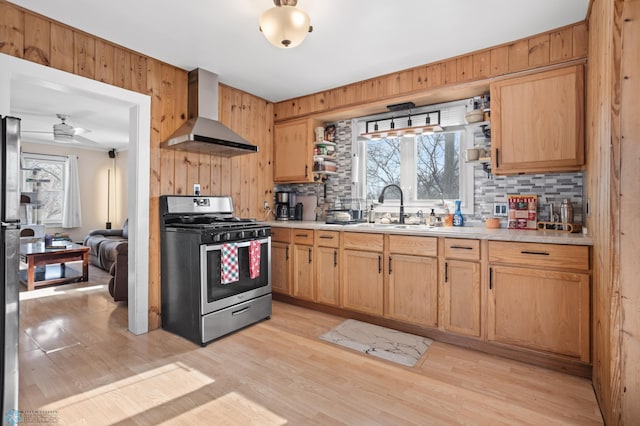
[365,131,461,204]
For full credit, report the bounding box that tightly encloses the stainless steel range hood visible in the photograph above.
[161,69,258,156]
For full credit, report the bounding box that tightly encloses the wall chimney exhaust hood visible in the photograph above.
[161,69,259,156]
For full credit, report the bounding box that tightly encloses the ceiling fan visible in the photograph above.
[23,113,98,145]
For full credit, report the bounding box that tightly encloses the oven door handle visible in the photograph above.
[203,237,270,252]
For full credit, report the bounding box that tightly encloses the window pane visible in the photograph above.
[22,156,66,224]
[416,132,460,200]
[366,138,401,200]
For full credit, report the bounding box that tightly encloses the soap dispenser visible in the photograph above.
[428,209,436,226]
[453,200,464,226]
[368,204,375,223]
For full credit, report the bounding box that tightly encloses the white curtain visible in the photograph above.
[62,155,82,228]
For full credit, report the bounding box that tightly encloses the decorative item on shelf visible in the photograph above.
[507,194,538,230]
[465,109,484,124]
[259,0,313,49]
[324,124,336,143]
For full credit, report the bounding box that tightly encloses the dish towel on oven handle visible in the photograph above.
[221,243,239,284]
[249,240,261,279]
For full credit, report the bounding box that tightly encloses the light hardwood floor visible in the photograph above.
[18,268,603,425]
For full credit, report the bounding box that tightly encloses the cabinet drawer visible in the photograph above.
[343,232,384,252]
[316,230,340,248]
[270,227,292,243]
[388,235,437,257]
[293,229,314,245]
[444,238,480,261]
[488,241,589,271]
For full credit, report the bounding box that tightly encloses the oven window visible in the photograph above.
[204,240,269,303]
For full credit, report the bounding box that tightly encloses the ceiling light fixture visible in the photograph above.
[259,0,313,49]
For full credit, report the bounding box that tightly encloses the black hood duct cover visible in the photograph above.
[161,69,258,157]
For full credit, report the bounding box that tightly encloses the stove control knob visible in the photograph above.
[237,231,245,240]
[222,232,231,241]
[212,233,221,242]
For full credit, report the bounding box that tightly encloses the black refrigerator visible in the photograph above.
[1,116,20,417]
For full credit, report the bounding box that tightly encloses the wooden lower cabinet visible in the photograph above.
[316,246,339,306]
[271,242,291,295]
[342,249,384,315]
[292,243,314,301]
[487,265,590,362]
[387,254,438,327]
[444,259,481,337]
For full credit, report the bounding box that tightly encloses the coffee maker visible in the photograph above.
[275,191,291,221]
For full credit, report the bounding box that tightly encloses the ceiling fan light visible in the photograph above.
[260,3,311,48]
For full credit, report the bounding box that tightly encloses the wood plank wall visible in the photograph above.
[587,0,640,424]
[274,21,588,122]
[618,2,640,423]
[0,0,274,330]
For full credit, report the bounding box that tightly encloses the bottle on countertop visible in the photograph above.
[560,198,574,230]
[368,203,375,223]
[453,200,464,226]
[428,209,436,226]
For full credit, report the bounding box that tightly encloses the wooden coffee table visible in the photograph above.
[20,242,90,291]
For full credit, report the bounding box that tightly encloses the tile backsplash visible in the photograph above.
[275,120,583,224]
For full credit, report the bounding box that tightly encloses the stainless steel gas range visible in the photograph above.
[159,195,271,345]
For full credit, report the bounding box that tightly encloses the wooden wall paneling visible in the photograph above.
[619,1,640,422]
[95,39,114,85]
[472,51,490,79]
[528,34,550,67]
[456,55,473,82]
[573,22,588,57]
[426,63,443,89]
[198,155,211,194]
[310,92,327,114]
[442,60,458,85]
[412,65,430,91]
[73,32,95,79]
[293,96,309,117]
[0,2,24,58]
[146,57,164,331]
[130,53,147,94]
[490,46,509,76]
[508,39,529,72]
[218,85,243,214]
[23,13,50,65]
[550,27,573,63]
[50,22,74,73]
[113,47,127,88]
[360,79,379,103]
[210,156,222,196]
[272,21,588,122]
[259,100,274,220]
[586,0,618,423]
[398,69,413,94]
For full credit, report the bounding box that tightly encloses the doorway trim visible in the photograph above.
[0,54,150,335]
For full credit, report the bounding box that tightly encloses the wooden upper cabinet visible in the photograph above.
[490,64,585,174]
[273,118,316,183]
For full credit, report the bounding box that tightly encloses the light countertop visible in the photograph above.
[266,221,593,246]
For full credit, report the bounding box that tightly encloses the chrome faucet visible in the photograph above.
[378,184,405,224]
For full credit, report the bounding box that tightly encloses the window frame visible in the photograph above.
[352,119,476,215]
[20,152,67,226]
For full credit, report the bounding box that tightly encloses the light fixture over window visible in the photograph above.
[259,0,313,48]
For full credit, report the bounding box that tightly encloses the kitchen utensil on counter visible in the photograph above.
[275,203,289,221]
[560,199,574,230]
[294,203,304,220]
[485,217,500,228]
[275,191,290,204]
